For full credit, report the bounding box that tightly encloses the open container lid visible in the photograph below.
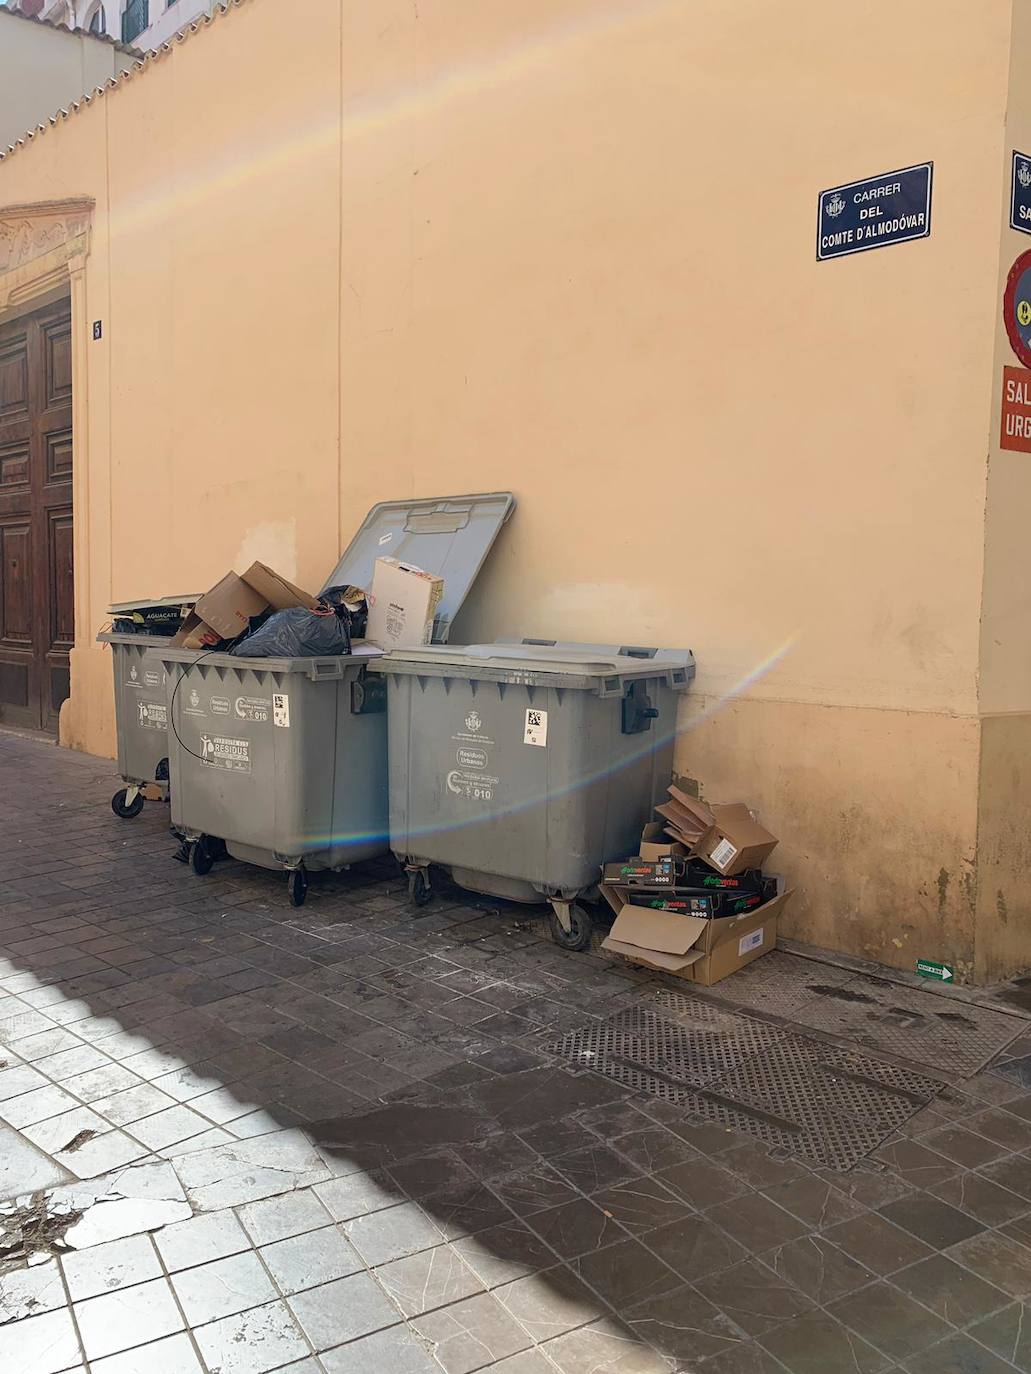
[320,492,515,644]
[372,640,695,693]
[108,596,201,613]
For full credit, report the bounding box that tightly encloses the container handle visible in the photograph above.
[618,645,658,659]
[406,508,470,534]
[308,660,344,680]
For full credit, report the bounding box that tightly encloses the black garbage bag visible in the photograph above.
[231,607,351,658]
[320,584,369,640]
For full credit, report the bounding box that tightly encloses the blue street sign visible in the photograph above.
[1011,151,1031,235]
[817,162,933,261]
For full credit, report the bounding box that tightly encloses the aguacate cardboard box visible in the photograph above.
[600,881,792,986]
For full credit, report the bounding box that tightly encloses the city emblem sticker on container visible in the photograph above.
[199,734,251,773]
[184,687,206,718]
[126,665,141,689]
[273,693,290,728]
[817,162,932,261]
[524,708,548,747]
[235,696,270,723]
[1012,151,1031,235]
[455,710,492,745]
[1004,248,1031,369]
[136,700,167,731]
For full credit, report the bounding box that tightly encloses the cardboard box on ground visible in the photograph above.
[602,785,791,986]
[656,785,778,875]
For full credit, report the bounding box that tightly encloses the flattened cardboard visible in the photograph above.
[602,938,706,974]
[607,901,709,956]
[656,798,707,839]
[241,562,319,614]
[601,882,793,986]
[639,821,688,863]
[668,786,715,828]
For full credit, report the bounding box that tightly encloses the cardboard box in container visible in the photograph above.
[171,562,318,649]
[241,562,319,614]
[600,881,792,986]
[366,557,444,650]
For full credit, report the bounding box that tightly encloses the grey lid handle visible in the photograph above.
[512,638,659,660]
[307,660,345,681]
[405,509,471,535]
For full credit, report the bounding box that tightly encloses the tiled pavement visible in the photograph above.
[2,735,1031,1370]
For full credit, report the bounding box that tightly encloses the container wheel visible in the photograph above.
[111,787,145,820]
[408,868,432,908]
[191,837,214,876]
[549,903,593,952]
[288,866,308,908]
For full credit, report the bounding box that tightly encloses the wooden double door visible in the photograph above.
[0,299,74,733]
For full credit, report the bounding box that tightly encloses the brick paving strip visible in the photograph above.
[1,731,1031,1372]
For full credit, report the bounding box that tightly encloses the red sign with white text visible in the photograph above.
[1001,366,1031,453]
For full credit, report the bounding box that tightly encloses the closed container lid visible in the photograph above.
[320,492,515,643]
[372,639,695,693]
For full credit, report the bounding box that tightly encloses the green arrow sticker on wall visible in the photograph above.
[917,960,954,982]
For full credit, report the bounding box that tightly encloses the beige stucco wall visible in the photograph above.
[0,0,1026,977]
[974,0,1031,981]
[0,11,136,152]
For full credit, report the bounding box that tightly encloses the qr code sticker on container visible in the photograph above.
[709,837,738,870]
[524,708,548,747]
[738,927,764,957]
[273,693,290,728]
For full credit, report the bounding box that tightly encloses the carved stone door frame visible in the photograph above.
[0,198,93,743]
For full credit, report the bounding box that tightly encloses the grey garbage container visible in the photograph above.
[371,640,695,949]
[159,492,515,906]
[98,632,175,819]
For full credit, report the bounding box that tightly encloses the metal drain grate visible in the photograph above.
[545,996,946,1170]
